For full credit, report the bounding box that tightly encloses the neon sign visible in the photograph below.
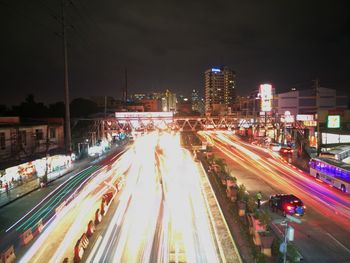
[259,84,272,112]
[327,115,340,128]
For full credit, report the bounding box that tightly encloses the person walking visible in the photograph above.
[5,182,9,195]
[256,191,262,209]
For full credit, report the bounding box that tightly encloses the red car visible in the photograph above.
[280,147,294,154]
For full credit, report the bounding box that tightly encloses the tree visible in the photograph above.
[11,94,49,117]
[0,105,8,115]
[48,102,65,117]
[70,98,99,117]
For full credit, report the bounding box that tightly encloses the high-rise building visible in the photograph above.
[162,89,177,112]
[204,66,236,114]
[191,89,199,112]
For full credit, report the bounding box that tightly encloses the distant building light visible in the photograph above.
[211,68,221,73]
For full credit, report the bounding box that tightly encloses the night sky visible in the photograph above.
[1,0,349,105]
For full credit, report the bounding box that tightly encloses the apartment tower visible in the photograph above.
[204,66,236,114]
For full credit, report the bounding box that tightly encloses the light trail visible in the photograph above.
[19,132,222,262]
[202,131,350,230]
[20,149,132,263]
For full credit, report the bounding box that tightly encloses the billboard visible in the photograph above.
[327,115,340,128]
[115,112,173,119]
[259,84,272,112]
[296,114,314,121]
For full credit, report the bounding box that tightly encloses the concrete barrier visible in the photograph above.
[19,228,33,246]
[95,209,102,224]
[74,233,89,263]
[1,245,16,263]
[86,220,95,237]
[33,219,43,236]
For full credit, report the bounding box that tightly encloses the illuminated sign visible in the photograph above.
[281,115,295,123]
[296,114,314,121]
[303,120,317,127]
[115,112,173,119]
[115,112,174,130]
[259,84,272,112]
[211,68,221,73]
[327,115,340,128]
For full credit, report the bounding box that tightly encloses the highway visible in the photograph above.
[201,131,350,263]
[90,132,220,263]
[0,148,127,253]
[16,132,221,263]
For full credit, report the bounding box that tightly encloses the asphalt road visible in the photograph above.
[0,145,127,256]
[202,131,350,263]
[9,133,224,262]
[88,132,221,263]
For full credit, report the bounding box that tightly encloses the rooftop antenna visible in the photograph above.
[124,67,128,108]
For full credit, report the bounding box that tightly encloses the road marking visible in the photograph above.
[5,166,93,233]
[326,233,350,254]
[85,235,103,263]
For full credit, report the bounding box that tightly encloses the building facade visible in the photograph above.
[277,87,348,116]
[139,99,161,112]
[191,89,200,112]
[0,117,65,169]
[162,89,177,112]
[204,67,236,114]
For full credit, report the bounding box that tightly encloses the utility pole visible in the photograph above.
[124,67,128,108]
[104,96,107,118]
[314,79,321,155]
[62,0,72,153]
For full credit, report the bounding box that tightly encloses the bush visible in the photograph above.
[287,243,299,263]
[271,238,299,262]
[246,195,256,213]
[255,252,268,263]
[237,184,247,201]
[271,238,281,256]
[257,211,271,228]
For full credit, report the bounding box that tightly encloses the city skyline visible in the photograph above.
[1,1,349,106]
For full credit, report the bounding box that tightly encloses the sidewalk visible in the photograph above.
[200,153,254,263]
[0,156,94,208]
[0,144,125,209]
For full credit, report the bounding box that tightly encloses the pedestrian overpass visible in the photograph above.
[110,112,253,131]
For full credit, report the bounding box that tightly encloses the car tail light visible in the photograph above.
[286,205,293,210]
[290,149,294,153]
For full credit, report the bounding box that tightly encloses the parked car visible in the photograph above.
[280,146,294,154]
[269,194,305,216]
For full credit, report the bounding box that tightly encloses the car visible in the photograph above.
[269,143,281,152]
[279,146,294,154]
[269,194,305,216]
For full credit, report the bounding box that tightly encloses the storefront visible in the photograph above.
[0,155,72,189]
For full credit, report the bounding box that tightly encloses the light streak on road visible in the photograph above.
[202,131,350,230]
[92,132,220,263]
[19,132,221,262]
[19,149,132,263]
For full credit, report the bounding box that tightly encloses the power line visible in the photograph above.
[35,0,61,23]
[0,0,58,34]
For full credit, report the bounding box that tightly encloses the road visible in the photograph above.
[89,132,220,263]
[201,131,350,263]
[15,132,223,262]
[0,146,127,252]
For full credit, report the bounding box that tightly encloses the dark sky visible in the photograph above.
[1,0,349,105]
